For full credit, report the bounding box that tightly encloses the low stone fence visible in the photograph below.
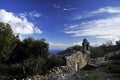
[89,57,105,65]
[25,66,73,80]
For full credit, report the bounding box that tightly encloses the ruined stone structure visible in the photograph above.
[22,39,120,80]
[65,51,88,71]
[65,38,90,71]
[82,38,90,54]
[26,39,90,80]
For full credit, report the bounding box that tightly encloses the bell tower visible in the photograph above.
[82,38,90,54]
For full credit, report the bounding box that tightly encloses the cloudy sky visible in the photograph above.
[0,0,120,50]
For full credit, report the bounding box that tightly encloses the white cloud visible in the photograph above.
[53,4,75,11]
[67,7,120,44]
[53,4,61,8]
[73,41,102,46]
[49,42,70,49]
[18,11,42,19]
[73,41,82,46]
[0,9,42,35]
[65,15,120,41]
[91,7,120,14]
[28,11,42,18]
[74,7,120,20]
[63,8,75,11]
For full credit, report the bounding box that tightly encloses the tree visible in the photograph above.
[116,40,120,45]
[7,37,49,75]
[90,46,104,58]
[116,40,120,49]
[7,39,28,74]
[31,39,49,58]
[30,38,49,74]
[21,37,49,75]
[0,22,17,63]
[23,37,35,59]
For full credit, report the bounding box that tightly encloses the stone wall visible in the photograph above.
[25,66,74,80]
[104,50,120,59]
[88,50,120,66]
[65,51,88,71]
[25,51,89,80]
[89,57,105,65]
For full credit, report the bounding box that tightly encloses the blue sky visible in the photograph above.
[1,0,120,50]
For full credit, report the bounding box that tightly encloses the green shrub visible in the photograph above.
[108,65,120,73]
[109,53,120,60]
[82,75,101,80]
[102,60,120,73]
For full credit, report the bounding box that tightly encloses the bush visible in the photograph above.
[42,55,66,74]
[102,60,120,73]
[82,75,101,80]
[108,65,120,73]
[109,53,120,60]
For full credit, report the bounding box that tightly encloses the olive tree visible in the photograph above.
[0,22,17,63]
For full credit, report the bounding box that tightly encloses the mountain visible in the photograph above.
[49,49,63,54]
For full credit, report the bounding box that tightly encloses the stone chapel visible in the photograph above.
[65,38,90,71]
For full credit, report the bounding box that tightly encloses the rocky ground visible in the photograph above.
[25,66,120,80]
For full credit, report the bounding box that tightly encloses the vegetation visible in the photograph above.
[101,52,120,73]
[90,40,120,58]
[0,22,18,63]
[90,40,120,76]
[0,22,50,79]
[82,75,101,80]
[102,60,120,73]
[72,70,101,80]
[42,55,66,74]
[1,22,120,79]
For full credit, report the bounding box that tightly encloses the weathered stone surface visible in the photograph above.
[65,51,89,71]
[26,51,89,80]
[26,39,90,80]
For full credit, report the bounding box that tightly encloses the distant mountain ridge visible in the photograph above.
[49,49,63,54]
[57,45,82,56]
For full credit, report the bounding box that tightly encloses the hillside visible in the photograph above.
[57,45,82,56]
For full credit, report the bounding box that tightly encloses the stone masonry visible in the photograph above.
[26,39,90,80]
